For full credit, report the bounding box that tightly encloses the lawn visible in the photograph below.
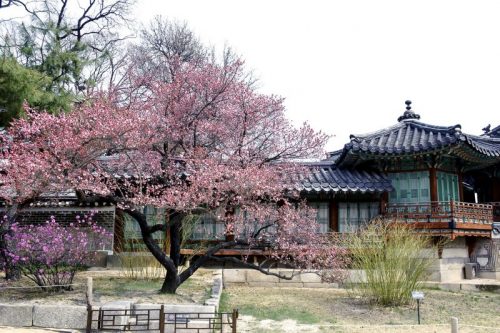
[0,268,214,305]
[220,286,500,333]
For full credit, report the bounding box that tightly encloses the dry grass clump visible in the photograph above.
[346,220,437,306]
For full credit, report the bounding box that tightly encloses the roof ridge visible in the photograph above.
[349,120,461,140]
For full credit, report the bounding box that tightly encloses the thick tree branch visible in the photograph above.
[208,255,297,280]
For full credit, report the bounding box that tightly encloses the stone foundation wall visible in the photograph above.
[222,269,339,288]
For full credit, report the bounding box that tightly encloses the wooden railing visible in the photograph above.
[384,201,493,226]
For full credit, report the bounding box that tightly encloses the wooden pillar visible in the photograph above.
[458,172,464,202]
[329,201,339,232]
[113,210,125,253]
[380,192,388,214]
[429,167,438,203]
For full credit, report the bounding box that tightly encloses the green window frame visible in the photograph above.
[338,202,379,232]
[190,214,225,240]
[308,202,330,233]
[388,171,430,204]
[437,171,459,202]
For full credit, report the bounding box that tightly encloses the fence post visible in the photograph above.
[231,309,238,333]
[86,304,92,333]
[451,317,459,333]
[159,304,165,333]
[86,277,93,306]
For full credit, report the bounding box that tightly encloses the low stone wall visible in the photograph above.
[222,268,339,288]
[0,271,222,330]
[0,303,88,329]
[205,270,223,311]
[0,301,218,330]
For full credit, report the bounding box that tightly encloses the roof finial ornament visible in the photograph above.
[405,100,412,110]
[398,99,421,122]
[482,124,491,134]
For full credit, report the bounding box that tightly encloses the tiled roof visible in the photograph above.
[486,125,500,138]
[464,134,500,157]
[337,120,500,160]
[294,164,392,193]
[346,120,463,155]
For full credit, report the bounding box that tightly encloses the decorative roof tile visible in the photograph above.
[294,164,392,193]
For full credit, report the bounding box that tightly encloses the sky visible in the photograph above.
[133,0,500,151]
[3,1,500,151]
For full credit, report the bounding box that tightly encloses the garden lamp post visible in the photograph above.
[411,291,425,324]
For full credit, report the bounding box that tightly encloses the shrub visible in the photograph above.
[118,238,166,280]
[4,214,111,291]
[346,220,437,306]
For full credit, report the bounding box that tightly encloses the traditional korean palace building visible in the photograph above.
[296,101,500,279]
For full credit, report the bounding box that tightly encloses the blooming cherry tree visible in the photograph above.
[0,57,348,293]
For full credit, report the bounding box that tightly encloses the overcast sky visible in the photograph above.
[134,0,500,151]
[3,1,500,151]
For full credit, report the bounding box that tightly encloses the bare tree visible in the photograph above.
[135,16,209,82]
[0,0,134,93]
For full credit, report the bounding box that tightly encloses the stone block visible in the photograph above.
[222,269,247,283]
[100,300,133,331]
[426,270,442,282]
[277,270,302,282]
[33,304,87,329]
[0,303,33,327]
[346,270,366,284]
[133,303,161,330]
[212,277,223,297]
[439,266,464,282]
[299,272,322,283]
[246,270,279,283]
[164,304,215,314]
[442,247,468,259]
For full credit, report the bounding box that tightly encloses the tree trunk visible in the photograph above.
[124,208,180,294]
[1,205,21,280]
[160,268,179,293]
[169,219,182,267]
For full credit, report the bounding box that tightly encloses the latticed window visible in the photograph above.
[388,171,430,204]
[190,214,225,240]
[308,202,330,233]
[338,202,379,232]
[437,171,459,202]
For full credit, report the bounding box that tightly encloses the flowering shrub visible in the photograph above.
[3,214,111,291]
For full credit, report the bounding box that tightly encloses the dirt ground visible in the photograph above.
[222,287,500,333]
[0,268,214,305]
